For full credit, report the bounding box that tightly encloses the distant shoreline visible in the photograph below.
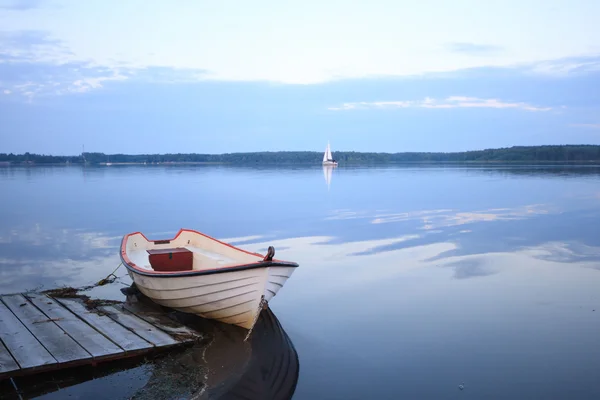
[3,160,600,167]
[2,145,600,165]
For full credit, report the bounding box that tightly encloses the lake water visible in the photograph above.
[1,164,600,399]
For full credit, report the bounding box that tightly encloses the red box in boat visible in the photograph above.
[147,248,193,272]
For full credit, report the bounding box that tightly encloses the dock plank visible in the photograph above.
[98,305,180,347]
[2,294,91,364]
[121,301,201,338]
[26,294,125,358]
[0,338,20,375]
[0,291,201,381]
[0,299,56,370]
[54,298,152,352]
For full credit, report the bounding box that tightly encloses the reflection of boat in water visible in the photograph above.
[120,229,299,330]
[129,304,300,400]
[202,307,300,399]
[6,299,299,400]
[323,165,333,190]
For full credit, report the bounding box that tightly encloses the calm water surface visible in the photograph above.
[1,164,600,399]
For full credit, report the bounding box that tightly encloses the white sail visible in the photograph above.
[323,143,330,162]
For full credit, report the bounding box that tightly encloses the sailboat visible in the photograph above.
[322,142,338,166]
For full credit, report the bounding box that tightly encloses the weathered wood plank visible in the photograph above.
[54,298,152,352]
[0,299,56,370]
[1,294,91,364]
[0,338,20,375]
[26,294,125,358]
[98,305,180,347]
[121,301,200,337]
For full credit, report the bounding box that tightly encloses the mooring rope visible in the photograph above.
[95,262,124,286]
[69,262,125,292]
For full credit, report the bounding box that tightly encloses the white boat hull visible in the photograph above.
[127,265,296,329]
[120,229,298,330]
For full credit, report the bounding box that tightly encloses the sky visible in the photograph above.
[1,0,600,154]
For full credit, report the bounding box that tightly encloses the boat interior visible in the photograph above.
[124,231,264,273]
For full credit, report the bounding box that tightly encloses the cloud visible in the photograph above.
[0,31,212,99]
[0,62,211,100]
[127,66,210,84]
[0,60,128,100]
[0,30,126,98]
[68,73,128,93]
[0,30,73,63]
[446,42,503,55]
[530,55,600,77]
[1,0,600,84]
[0,61,210,99]
[328,96,553,112]
[0,0,42,10]
[571,123,600,129]
[0,27,597,114]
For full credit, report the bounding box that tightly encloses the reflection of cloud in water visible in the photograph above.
[0,224,121,252]
[443,258,499,279]
[375,204,551,229]
[326,204,552,230]
[428,243,600,284]
[0,253,124,293]
[0,223,124,293]
[522,241,600,265]
[258,246,291,252]
[325,209,365,221]
[238,234,600,290]
[3,212,600,299]
[138,232,268,247]
[349,234,422,256]
[241,235,457,291]
[220,235,265,245]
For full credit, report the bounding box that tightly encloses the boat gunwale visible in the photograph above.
[120,228,299,278]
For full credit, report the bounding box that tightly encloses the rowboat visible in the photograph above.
[120,229,299,330]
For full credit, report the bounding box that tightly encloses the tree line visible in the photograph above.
[2,145,600,165]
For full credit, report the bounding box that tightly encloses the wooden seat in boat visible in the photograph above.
[147,248,193,272]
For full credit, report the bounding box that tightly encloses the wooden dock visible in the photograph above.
[0,292,201,381]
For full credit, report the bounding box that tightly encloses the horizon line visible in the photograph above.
[3,144,600,157]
